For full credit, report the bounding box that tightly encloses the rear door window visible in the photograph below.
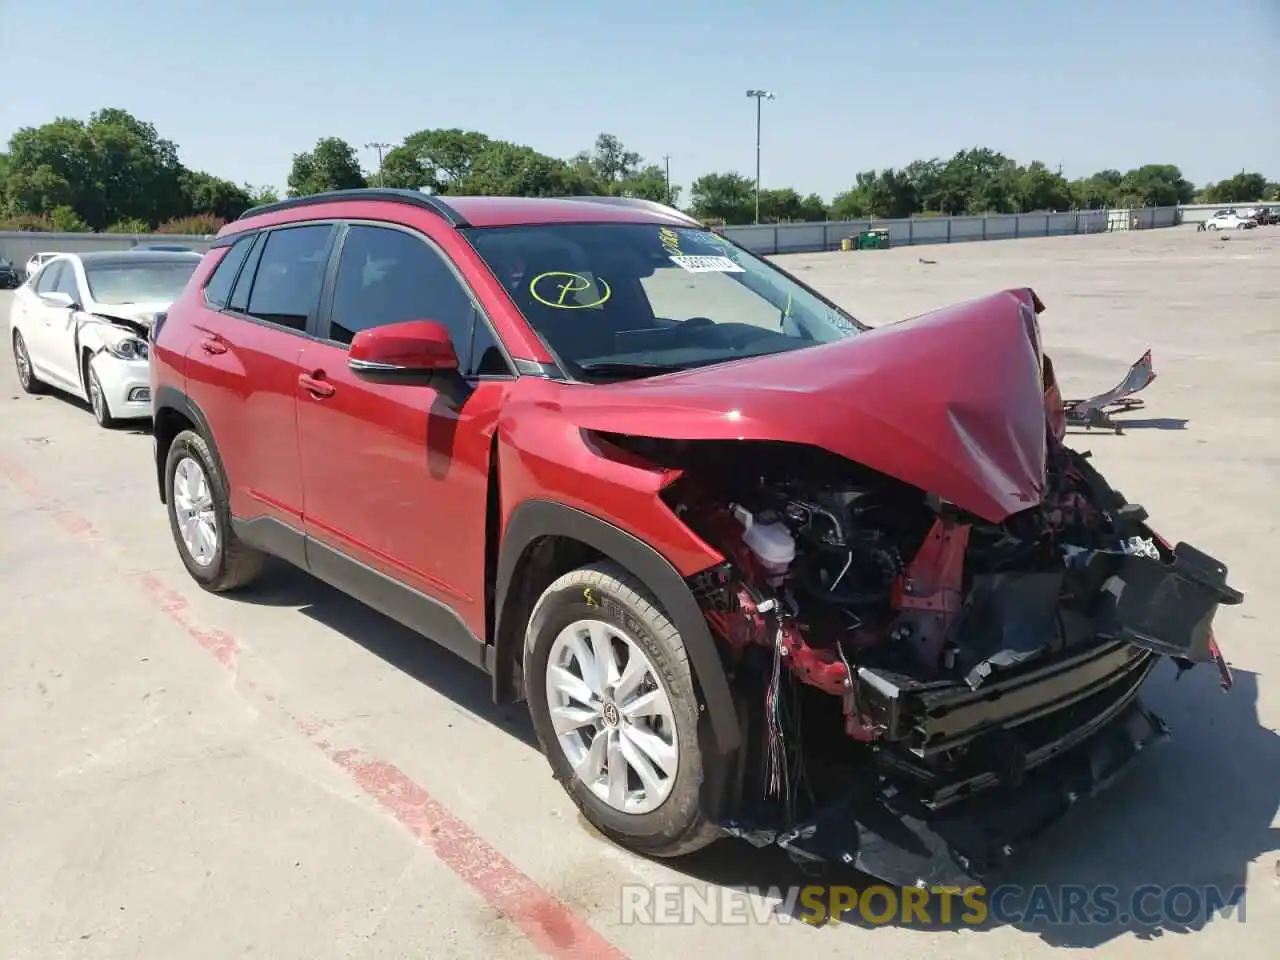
[241,225,333,331]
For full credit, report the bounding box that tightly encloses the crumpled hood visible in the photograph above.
[557,287,1050,522]
[92,300,171,329]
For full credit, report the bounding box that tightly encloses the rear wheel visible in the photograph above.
[164,429,264,592]
[12,330,45,395]
[524,561,721,858]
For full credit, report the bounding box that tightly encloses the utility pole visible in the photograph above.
[662,154,672,204]
[365,141,391,186]
[745,89,775,224]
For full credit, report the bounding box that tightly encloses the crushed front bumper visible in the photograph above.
[724,696,1169,889]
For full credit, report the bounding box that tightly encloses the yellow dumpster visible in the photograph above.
[840,237,853,252]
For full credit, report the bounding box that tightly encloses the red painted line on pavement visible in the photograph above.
[0,455,631,960]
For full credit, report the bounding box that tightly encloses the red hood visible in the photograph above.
[557,288,1050,522]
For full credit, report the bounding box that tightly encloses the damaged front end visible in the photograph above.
[599,425,1243,887]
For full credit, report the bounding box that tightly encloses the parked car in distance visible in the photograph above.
[25,251,59,279]
[9,250,201,426]
[146,188,1243,887]
[0,256,19,289]
[1254,205,1280,226]
[1204,209,1257,230]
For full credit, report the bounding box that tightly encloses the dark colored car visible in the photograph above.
[1256,205,1280,226]
[137,244,196,252]
[147,189,1244,886]
[0,256,19,288]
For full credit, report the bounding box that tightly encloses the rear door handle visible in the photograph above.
[299,372,335,398]
[199,336,227,355]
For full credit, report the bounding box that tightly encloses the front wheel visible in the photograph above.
[524,561,722,858]
[87,364,117,428]
[12,330,45,395]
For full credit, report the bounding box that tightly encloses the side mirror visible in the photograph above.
[348,320,459,384]
[40,291,78,310]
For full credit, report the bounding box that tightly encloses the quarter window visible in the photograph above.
[242,225,333,331]
[327,224,506,375]
[34,262,63,293]
[204,234,255,308]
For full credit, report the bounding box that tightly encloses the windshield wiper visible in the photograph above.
[577,361,691,379]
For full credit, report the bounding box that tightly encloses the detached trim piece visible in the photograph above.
[236,188,469,227]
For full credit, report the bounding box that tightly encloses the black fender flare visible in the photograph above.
[152,385,226,505]
[494,498,740,758]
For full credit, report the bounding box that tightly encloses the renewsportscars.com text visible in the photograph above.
[619,883,1248,927]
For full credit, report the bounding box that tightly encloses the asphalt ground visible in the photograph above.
[1,224,1276,958]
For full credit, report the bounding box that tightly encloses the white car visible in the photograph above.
[1203,210,1256,230]
[25,251,59,280]
[8,250,201,427]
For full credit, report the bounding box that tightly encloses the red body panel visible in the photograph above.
[548,288,1049,523]
[493,379,726,578]
[294,340,503,636]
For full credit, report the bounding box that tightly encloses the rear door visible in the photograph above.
[183,222,336,540]
[294,220,514,647]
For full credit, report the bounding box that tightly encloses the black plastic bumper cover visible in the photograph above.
[723,697,1168,888]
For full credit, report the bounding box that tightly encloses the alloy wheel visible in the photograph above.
[14,334,32,389]
[173,456,219,567]
[545,618,679,814]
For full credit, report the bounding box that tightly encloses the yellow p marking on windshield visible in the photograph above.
[529,271,612,309]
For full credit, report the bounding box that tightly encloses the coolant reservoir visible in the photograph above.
[733,505,796,584]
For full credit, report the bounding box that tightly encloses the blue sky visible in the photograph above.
[2,0,1276,200]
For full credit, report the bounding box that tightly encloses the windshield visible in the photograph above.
[84,259,198,306]
[463,223,862,378]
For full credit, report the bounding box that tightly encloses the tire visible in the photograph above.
[87,363,117,429]
[1207,223,1218,230]
[524,561,721,859]
[164,428,264,593]
[12,330,45,395]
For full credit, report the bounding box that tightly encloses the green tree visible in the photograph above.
[183,170,252,220]
[382,128,493,192]
[247,184,280,206]
[756,187,828,222]
[902,159,945,212]
[287,138,367,197]
[1113,164,1195,207]
[687,172,755,224]
[3,109,189,229]
[1070,169,1122,209]
[1201,172,1268,203]
[1016,161,1073,211]
[619,164,679,205]
[458,141,594,197]
[573,133,642,191]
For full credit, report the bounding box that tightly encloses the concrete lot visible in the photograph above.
[1,226,1277,959]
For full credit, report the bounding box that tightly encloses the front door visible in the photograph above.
[295,221,510,648]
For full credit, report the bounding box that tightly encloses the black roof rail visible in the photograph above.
[565,195,702,226]
[236,188,468,226]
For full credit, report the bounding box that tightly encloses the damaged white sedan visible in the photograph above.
[8,250,201,427]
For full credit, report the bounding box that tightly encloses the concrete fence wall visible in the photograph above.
[0,233,215,270]
[0,205,1191,268]
[719,206,1182,256]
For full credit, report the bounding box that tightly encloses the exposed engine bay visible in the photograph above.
[603,418,1244,883]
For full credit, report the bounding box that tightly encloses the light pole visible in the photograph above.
[662,154,672,204]
[365,141,391,186]
[745,89,775,224]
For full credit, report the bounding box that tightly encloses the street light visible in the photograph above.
[745,89,775,225]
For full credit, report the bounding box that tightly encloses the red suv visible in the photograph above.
[150,189,1242,886]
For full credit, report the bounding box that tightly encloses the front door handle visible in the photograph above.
[299,372,335,398]
[199,336,227,355]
